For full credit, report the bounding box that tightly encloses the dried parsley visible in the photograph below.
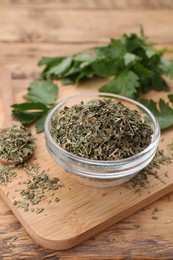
[152,216,159,220]
[0,125,35,163]
[13,200,29,212]
[0,165,17,185]
[127,147,173,191]
[51,99,153,160]
[19,173,61,205]
[10,235,18,242]
[35,207,44,214]
[13,162,63,213]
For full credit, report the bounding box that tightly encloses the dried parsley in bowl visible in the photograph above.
[51,99,153,160]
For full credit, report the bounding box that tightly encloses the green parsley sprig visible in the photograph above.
[38,28,173,100]
[12,28,173,132]
[12,80,58,133]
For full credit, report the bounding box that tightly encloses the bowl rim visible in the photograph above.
[45,92,160,165]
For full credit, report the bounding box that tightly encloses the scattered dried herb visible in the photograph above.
[55,197,60,203]
[133,224,140,228]
[127,148,173,191]
[19,166,62,205]
[13,200,29,212]
[51,99,153,160]
[10,235,18,242]
[0,125,35,163]
[35,207,44,214]
[13,162,63,213]
[152,216,159,220]
[0,165,17,185]
[153,207,161,213]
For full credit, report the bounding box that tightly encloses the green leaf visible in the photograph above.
[12,110,44,125]
[159,58,173,78]
[12,101,50,132]
[124,53,140,66]
[75,68,94,82]
[35,110,49,133]
[133,63,153,79]
[99,71,139,99]
[142,73,169,93]
[25,80,58,106]
[38,57,64,66]
[92,59,120,77]
[11,102,48,111]
[121,33,146,52]
[142,45,156,58]
[94,40,126,59]
[139,98,173,130]
[62,78,75,85]
[73,53,93,62]
[48,56,72,76]
[168,94,173,103]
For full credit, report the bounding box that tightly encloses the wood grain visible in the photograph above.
[1,193,173,259]
[0,8,173,43]
[1,0,173,10]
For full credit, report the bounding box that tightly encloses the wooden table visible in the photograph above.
[0,1,173,259]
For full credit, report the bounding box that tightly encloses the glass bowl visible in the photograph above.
[45,92,160,188]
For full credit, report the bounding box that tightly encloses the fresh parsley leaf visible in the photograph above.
[12,102,48,111]
[38,57,65,80]
[94,40,126,59]
[92,59,120,77]
[140,97,173,130]
[141,73,169,93]
[25,80,58,106]
[35,110,49,133]
[73,53,94,62]
[124,52,140,66]
[62,77,76,85]
[121,32,146,52]
[99,71,139,99]
[38,57,64,67]
[159,58,173,78]
[48,56,72,76]
[12,110,44,125]
[142,45,156,58]
[168,94,173,103]
[12,102,49,133]
[12,80,58,133]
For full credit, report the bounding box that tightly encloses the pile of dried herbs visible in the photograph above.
[0,125,35,163]
[51,98,153,160]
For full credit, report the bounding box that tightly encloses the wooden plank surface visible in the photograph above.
[1,0,173,9]
[1,8,173,43]
[1,0,173,259]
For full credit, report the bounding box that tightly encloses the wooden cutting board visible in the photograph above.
[0,83,173,250]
